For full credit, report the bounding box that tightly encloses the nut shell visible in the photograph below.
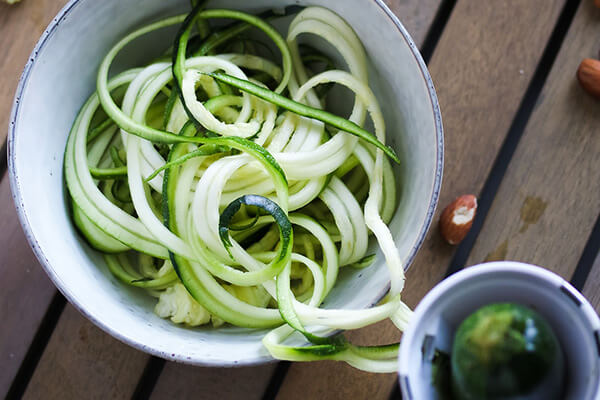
[439,195,478,245]
[577,58,600,99]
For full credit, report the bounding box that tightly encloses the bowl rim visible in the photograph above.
[7,0,444,366]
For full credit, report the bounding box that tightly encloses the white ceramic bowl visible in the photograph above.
[399,262,600,399]
[9,0,443,366]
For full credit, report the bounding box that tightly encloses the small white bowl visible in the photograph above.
[399,261,600,399]
[9,0,443,366]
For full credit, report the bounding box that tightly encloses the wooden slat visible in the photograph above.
[148,2,445,398]
[0,174,56,398]
[467,2,600,279]
[0,0,190,396]
[0,1,99,397]
[0,1,151,396]
[384,0,444,47]
[0,0,70,144]
[150,364,278,400]
[583,251,600,312]
[1,0,448,398]
[22,305,149,399]
[276,1,568,399]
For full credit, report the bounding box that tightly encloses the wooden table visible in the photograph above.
[1,0,599,398]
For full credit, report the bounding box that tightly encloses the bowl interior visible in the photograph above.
[9,0,441,365]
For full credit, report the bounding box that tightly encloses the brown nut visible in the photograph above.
[577,58,600,99]
[439,195,477,245]
[596,0,600,9]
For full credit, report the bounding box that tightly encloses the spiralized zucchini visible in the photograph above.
[64,2,413,372]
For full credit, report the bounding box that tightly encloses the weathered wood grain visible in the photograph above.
[467,2,600,280]
[22,305,149,400]
[0,0,439,154]
[0,174,56,398]
[0,0,70,145]
[3,1,592,399]
[384,0,444,47]
[276,1,567,399]
[583,251,600,312]
[148,2,445,398]
[0,1,150,397]
[150,364,278,400]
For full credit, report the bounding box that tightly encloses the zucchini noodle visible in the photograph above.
[64,3,413,372]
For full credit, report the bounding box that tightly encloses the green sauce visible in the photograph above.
[450,303,563,400]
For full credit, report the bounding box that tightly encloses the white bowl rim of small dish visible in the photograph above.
[398,261,600,400]
[8,0,444,366]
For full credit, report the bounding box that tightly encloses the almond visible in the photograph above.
[439,194,477,245]
[596,0,600,8]
[577,58,600,99]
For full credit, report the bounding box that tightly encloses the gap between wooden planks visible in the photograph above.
[4,0,597,398]
[275,1,571,399]
[0,174,56,398]
[148,1,448,398]
[0,0,443,398]
[583,252,600,311]
[467,1,600,279]
[0,2,78,397]
[0,0,71,145]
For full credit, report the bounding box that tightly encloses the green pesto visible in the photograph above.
[451,303,561,400]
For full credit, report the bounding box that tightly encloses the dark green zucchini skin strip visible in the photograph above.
[161,123,197,235]
[273,331,399,360]
[205,72,401,164]
[89,166,128,179]
[171,5,296,128]
[144,143,226,183]
[82,3,406,369]
[96,6,301,147]
[162,88,179,130]
[190,7,304,57]
[172,1,208,126]
[219,195,292,263]
[194,20,253,57]
[190,0,210,39]
[217,196,384,354]
[87,118,114,142]
[161,124,283,328]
